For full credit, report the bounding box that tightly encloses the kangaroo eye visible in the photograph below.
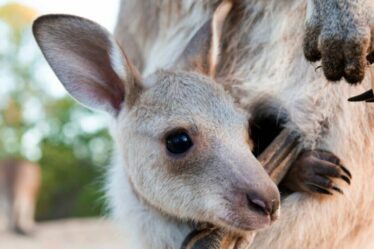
[166,131,193,154]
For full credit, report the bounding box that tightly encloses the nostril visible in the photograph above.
[247,194,275,216]
[250,198,269,215]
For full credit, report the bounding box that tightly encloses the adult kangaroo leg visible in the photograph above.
[303,0,374,84]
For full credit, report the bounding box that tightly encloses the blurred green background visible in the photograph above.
[0,3,113,220]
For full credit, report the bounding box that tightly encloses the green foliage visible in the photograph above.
[0,3,112,220]
[37,137,107,220]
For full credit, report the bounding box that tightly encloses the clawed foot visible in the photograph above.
[282,150,352,195]
[304,0,374,84]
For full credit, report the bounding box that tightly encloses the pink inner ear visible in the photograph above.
[79,80,125,112]
[33,15,131,114]
[85,57,126,112]
[69,39,127,113]
[105,80,125,111]
[70,61,128,114]
[47,46,127,114]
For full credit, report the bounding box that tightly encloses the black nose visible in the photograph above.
[247,192,279,216]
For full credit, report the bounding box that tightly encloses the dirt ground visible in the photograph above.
[0,218,126,249]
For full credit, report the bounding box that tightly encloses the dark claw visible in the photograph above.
[307,183,333,195]
[332,185,344,195]
[315,65,322,72]
[340,165,352,179]
[340,175,351,185]
[348,89,374,102]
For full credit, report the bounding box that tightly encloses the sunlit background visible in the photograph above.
[0,0,119,221]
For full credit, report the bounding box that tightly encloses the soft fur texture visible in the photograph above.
[110,0,374,248]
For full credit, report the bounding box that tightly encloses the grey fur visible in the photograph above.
[113,0,374,248]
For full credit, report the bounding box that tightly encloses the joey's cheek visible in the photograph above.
[164,147,213,175]
[165,158,203,175]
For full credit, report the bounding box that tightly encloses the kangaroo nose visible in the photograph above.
[247,192,279,217]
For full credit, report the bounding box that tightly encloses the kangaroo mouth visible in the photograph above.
[216,210,272,232]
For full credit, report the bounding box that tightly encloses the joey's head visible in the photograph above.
[33,9,280,232]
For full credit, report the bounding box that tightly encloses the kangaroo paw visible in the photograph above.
[281,150,351,195]
[303,0,374,84]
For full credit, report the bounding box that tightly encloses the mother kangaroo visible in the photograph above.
[112,0,374,248]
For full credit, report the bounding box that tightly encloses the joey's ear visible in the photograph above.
[176,0,233,78]
[33,14,142,115]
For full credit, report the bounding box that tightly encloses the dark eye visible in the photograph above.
[166,131,193,154]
